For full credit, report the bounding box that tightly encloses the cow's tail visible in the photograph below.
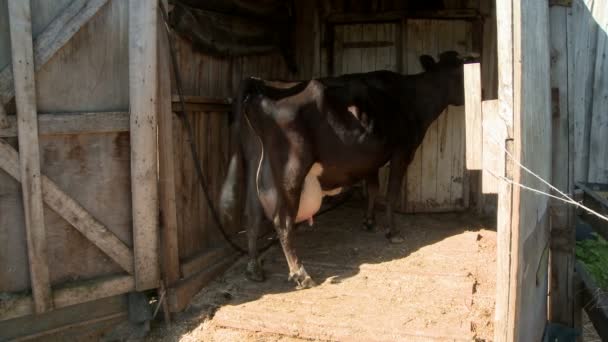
[219,77,260,230]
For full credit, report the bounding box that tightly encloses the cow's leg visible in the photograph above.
[385,153,408,243]
[273,211,316,289]
[363,173,379,231]
[244,168,265,282]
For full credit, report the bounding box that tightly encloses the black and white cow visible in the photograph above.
[220,51,474,288]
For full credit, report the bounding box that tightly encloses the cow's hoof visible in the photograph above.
[385,232,405,244]
[296,276,317,290]
[289,266,316,289]
[245,260,265,282]
[362,218,376,231]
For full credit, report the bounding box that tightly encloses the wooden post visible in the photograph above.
[129,0,160,291]
[464,63,482,170]
[157,1,180,287]
[494,0,515,339]
[549,204,575,326]
[8,0,52,314]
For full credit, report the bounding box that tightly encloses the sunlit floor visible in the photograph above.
[148,201,497,341]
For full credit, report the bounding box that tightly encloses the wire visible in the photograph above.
[481,122,608,223]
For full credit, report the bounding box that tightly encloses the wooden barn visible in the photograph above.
[0,0,606,341]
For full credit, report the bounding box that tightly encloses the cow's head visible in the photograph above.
[419,51,478,106]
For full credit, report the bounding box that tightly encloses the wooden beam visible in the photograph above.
[0,275,134,321]
[171,102,231,113]
[464,63,482,170]
[170,95,232,113]
[325,9,481,24]
[0,0,110,105]
[0,140,134,274]
[158,11,180,287]
[8,0,52,314]
[170,95,232,105]
[180,247,235,279]
[494,0,515,339]
[0,103,8,129]
[549,204,575,325]
[168,252,239,312]
[129,0,160,291]
[0,111,129,138]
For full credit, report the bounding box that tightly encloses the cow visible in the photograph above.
[220,51,474,289]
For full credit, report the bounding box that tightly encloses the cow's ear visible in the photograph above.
[419,55,436,71]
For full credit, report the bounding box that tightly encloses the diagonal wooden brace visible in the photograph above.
[0,0,110,105]
[0,139,134,274]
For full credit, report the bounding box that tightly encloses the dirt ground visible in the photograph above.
[146,200,497,341]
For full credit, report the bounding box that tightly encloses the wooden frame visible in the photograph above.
[8,0,53,314]
[0,111,129,137]
[0,275,134,321]
[129,0,160,291]
[0,0,156,329]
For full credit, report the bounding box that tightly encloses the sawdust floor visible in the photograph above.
[149,201,497,341]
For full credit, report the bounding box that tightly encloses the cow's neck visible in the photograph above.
[407,73,452,128]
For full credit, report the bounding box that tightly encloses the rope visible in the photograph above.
[159,3,247,254]
[481,122,608,223]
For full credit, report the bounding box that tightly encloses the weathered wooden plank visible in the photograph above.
[420,21,439,210]
[435,21,455,208]
[481,1,497,100]
[158,13,180,287]
[548,204,575,326]
[8,0,52,314]
[0,295,126,341]
[404,20,424,212]
[511,0,552,340]
[326,9,480,24]
[464,63,482,170]
[587,0,608,183]
[550,6,570,195]
[481,99,505,194]
[0,112,129,137]
[0,275,133,321]
[129,0,160,291]
[0,0,111,105]
[53,275,134,309]
[0,103,8,129]
[171,102,231,113]
[170,95,232,105]
[568,0,598,184]
[180,247,234,279]
[168,252,239,312]
[0,139,134,274]
[494,0,514,340]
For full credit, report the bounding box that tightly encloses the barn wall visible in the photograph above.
[171,0,496,220]
[550,0,608,188]
[166,0,497,309]
[0,0,132,295]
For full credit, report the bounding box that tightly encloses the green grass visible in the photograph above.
[576,234,608,290]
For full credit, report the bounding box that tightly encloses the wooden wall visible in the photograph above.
[164,0,497,311]
[0,0,131,292]
[0,0,134,339]
[550,0,608,190]
[492,1,553,340]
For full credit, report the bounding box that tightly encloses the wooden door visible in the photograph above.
[332,20,472,213]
